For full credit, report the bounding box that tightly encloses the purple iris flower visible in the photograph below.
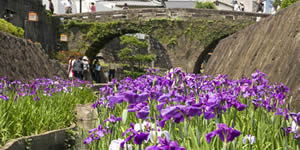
[84,116,124,144]
[290,112,300,138]
[251,70,267,81]
[0,95,9,101]
[252,98,262,109]
[158,94,171,102]
[124,91,150,104]
[103,114,122,124]
[206,123,241,143]
[186,105,203,117]
[233,101,247,111]
[204,111,215,120]
[159,117,171,128]
[121,124,149,148]
[157,102,167,111]
[290,112,300,125]
[275,108,289,120]
[161,105,185,123]
[33,96,40,101]
[128,102,150,119]
[133,132,149,145]
[281,127,292,136]
[146,137,186,150]
[136,108,150,120]
[205,92,222,112]
[83,136,93,144]
[108,94,125,108]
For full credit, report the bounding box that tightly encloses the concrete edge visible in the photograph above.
[0,124,76,150]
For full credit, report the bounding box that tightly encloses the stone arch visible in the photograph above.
[85,27,143,58]
[193,34,230,73]
[93,33,173,69]
[63,18,255,72]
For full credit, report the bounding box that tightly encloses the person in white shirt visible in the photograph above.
[82,56,90,81]
[233,0,241,11]
[62,0,73,14]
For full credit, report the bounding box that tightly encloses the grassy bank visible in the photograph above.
[0,77,95,146]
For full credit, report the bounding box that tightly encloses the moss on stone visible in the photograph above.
[62,18,254,58]
[0,19,24,38]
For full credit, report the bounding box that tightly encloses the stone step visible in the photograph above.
[90,83,109,92]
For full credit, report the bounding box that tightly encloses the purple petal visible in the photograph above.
[136,110,150,120]
[235,103,247,111]
[108,95,124,108]
[204,111,215,120]
[145,145,159,150]
[83,136,93,144]
[125,91,139,103]
[133,133,149,145]
[206,130,219,143]
[157,102,166,111]
[227,128,241,142]
[138,92,149,103]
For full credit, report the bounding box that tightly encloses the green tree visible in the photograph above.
[274,0,299,9]
[273,0,281,7]
[280,0,299,8]
[118,35,156,78]
[0,19,24,38]
[195,2,217,9]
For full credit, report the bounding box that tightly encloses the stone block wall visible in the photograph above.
[204,1,300,110]
[0,31,66,82]
[0,0,60,55]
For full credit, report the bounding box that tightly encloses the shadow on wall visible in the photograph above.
[193,34,230,74]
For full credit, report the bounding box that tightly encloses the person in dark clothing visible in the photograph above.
[94,59,101,83]
[82,56,90,81]
[257,0,264,12]
[73,57,83,80]
[49,0,54,14]
[123,3,129,10]
[108,61,117,82]
[240,2,245,11]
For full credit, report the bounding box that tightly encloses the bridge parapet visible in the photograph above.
[54,8,270,22]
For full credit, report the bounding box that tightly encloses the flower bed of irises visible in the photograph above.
[0,77,94,146]
[86,68,300,150]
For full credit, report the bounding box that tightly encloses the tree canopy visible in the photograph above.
[273,0,299,9]
[195,2,217,9]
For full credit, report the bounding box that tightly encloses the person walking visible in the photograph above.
[123,3,129,10]
[257,0,264,12]
[49,0,54,14]
[67,56,75,80]
[108,61,117,81]
[73,57,83,80]
[94,59,101,83]
[233,0,241,11]
[90,2,96,13]
[240,2,245,11]
[82,56,90,81]
[62,0,73,14]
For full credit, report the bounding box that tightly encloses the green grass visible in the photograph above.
[0,87,95,146]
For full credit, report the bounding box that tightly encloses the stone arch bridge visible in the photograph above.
[55,8,269,73]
